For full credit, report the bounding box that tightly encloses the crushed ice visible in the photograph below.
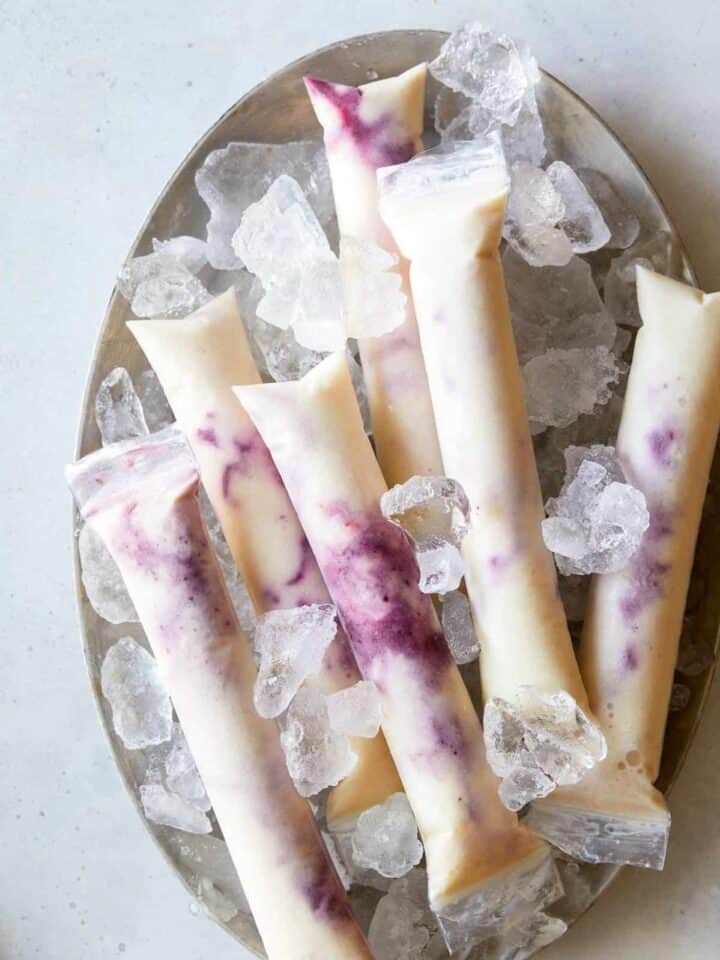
[381,476,470,594]
[253,604,338,719]
[543,445,650,575]
[352,794,424,879]
[484,687,607,811]
[100,637,173,750]
[440,590,481,664]
[327,681,382,738]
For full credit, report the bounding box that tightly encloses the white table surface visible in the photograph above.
[3,0,719,957]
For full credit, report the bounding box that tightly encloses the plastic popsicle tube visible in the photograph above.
[305,64,444,485]
[66,428,372,960]
[128,291,401,828]
[235,354,560,950]
[526,268,720,869]
[377,141,604,798]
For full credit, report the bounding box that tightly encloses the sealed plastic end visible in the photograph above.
[524,800,670,871]
[434,844,563,955]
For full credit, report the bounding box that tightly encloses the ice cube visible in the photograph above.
[440,590,481,663]
[340,236,407,339]
[480,911,567,960]
[100,637,173,749]
[501,89,546,167]
[151,236,208,275]
[604,232,674,326]
[543,446,650,575]
[327,681,382,738]
[522,346,622,431]
[369,891,431,960]
[79,524,138,624]
[352,793,424,879]
[95,367,149,446]
[546,162,610,254]
[195,141,334,270]
[576,170,640,250]
[669,683,691,712]
[195,877,239,923]
[136,369,174,432]
[503,248,616,364]
[504,163,573,268]
[484,687,606,811]
[280,683,357,796]
[118,251,210,319]
[430,23,530,126]
[253,604,338,719]
[417,541,465,594]
[139,783,212,834]
[233,175,345,351]
[381,476,471,549]
[164,724,211,812]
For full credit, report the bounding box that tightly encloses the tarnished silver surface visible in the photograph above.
[72,29,714,959]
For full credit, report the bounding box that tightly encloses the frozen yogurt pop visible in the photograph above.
[66,428,372,960]
[526,268,720,868]
[378,141,605,804]
[235,354,560,949]
[128,290,401,827]
[305,64,444,485]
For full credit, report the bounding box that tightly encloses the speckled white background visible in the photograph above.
[2,1,719,957]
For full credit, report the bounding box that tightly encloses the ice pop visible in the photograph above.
[66,428,372,960]
[128,290,401,827]
[305,65,444,485]
[378,141,604,802]
[235,354,560,947]
[526,268,720,868]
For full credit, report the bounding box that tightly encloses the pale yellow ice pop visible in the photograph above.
[378,141,603,796]
[67,428,372,960]
[128,291,401,827]
[235,354,560,949]
[527,268,720,868]
[305,64,443,485]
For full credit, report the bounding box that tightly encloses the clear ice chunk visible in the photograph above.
[546,161,610,254]
[484,687,607,811]
[503,163,573,268]
[503,248,616,365]
[117,251,210,319]
[163,723,211,812]
[280,683,357,796]
[196,877,239,923]
[135,369,174,432]
[417,542,465,594]
[151,235,208,274]
[79,523,138,624]
[232,175,345,351]
[381,476,471,549]
[95,367,149,446]
[139,783,212,834]
[604,232,674,326]
[435,845,563,954]
[253,604,338,719]
[100,637,173,749]
[340,236,407,338]
[381,475,471,594]
[430,23,530,126]
[440,590,481,664]
[369,890,431,960]
[576,169,640,249]
[195,141,334,270]
[351,793,424,879]
[522,346,622,431]
[477,911,567,960]
[543,445,650,575]
[327,680,382,738]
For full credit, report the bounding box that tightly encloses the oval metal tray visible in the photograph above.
[72,29,718,959]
